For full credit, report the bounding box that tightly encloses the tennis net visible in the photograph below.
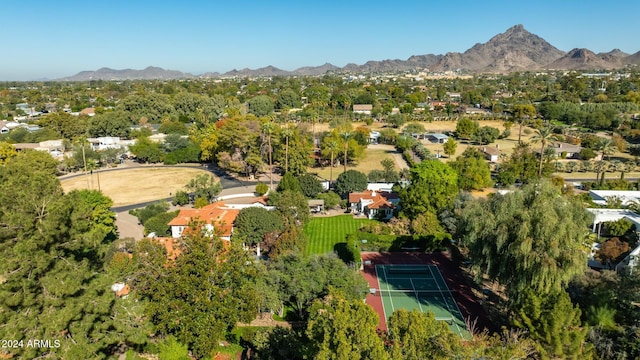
[385,266,431,275]
[375,289,452,297]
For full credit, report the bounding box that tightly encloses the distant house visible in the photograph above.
[589,190,640,206]
[349,190,400,220]
[0,121,9,134]
[168,202,240,241]
[79,107,96,117]
[369,131,381,144]
[535,142,584,159]
[426,133,449,144]
[480,146,501,162]
[308,199,325,213]
[88,137,124,151]
[353,104,373,115]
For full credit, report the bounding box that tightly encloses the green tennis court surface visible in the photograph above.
[375,264,471,339]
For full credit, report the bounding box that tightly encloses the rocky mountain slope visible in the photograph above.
[59,25,639,80]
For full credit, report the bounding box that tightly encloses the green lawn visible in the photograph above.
[304,215,375,255]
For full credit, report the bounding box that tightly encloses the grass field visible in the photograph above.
[304,215,375,255]
[60,167,214,206]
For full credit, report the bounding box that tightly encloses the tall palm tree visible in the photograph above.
[260,122,275,190]
[341,131,352,174]
[325,139,339,185]
[531,126,557,177]
[281,125,294,173]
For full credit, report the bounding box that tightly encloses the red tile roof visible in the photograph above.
[168,202,240,237]
[348,190,399,204]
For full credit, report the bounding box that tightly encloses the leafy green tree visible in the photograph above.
[0,151,140,358]
[38,111,87,139]
[157,336,190,360]
[158,118,189,135]
[172,190,190,206]
[247,95,275,116]
[403,122,426,135]
[277,172,302,193]
[276,89,302,110]
[605,218,633,237]
[255,182,269,196]
[458,180,591,299]
[185,173,222,203]
[144,210,179,236]
[335,169,368,197]
[306,290,389,360]
[496,143,551,185]
[388,309,462,360]
[473,126,500,145]
[317,191,341,209]
[269,190,311,226]
[455,117,479,140]
[265,253,368,319]
[410,211,444,236]
[129,136,164,163]
[298,173,324,198]
[381,158,400,182]
[65,189,119,242]
[443,137,457,158]
[451,147,493,191]
[137,234,259,359]
[130,201,171,225]
[512,289,591,359]
[399,160,458,218]
[88,110,133,138]
[234,207,284,248]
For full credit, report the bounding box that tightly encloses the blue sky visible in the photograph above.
[2,0,639,80]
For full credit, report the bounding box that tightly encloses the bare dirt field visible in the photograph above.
[309,144,408,180]
[61,167,214,206]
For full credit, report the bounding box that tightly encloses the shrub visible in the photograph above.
[255,182,269,196]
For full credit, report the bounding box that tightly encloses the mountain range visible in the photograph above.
[59,25,640,81]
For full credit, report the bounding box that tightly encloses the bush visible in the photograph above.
[317,191,341,209]
[255,182,269,196]
[606,218,634,237]
[172,190,189,206]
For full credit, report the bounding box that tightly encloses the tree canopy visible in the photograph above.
[458,180,592,298]
[399,160,458,219]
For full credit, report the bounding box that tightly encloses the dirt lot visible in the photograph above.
[60,167,214,206]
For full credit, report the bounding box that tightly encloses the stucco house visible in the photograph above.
[353,104,373,115]
[168,202,240,241]
[349,190,400,220]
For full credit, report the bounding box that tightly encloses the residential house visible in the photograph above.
[79,107,96,117]
[349,190,400,220]
[308,199,325,213]
[537,142,584,159]
[168,202,241,241]
[586,208,640,272]
[369,131,381,144]
[0,121,9,134]
[353,104,373,115]
[426,133,449,144]
[480,146,501,163]
[589,190,640,207]
[88,137,125,151]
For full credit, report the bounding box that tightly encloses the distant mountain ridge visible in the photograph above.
[59,25,640,80]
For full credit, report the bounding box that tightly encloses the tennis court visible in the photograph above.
[374,264,471,339]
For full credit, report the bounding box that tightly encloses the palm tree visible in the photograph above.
[597,138,616,161]
[531,126,557,177]
[260,122,275,190]
[341,131,352,174]
[281,125,294,173]
[325,139,339,185]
